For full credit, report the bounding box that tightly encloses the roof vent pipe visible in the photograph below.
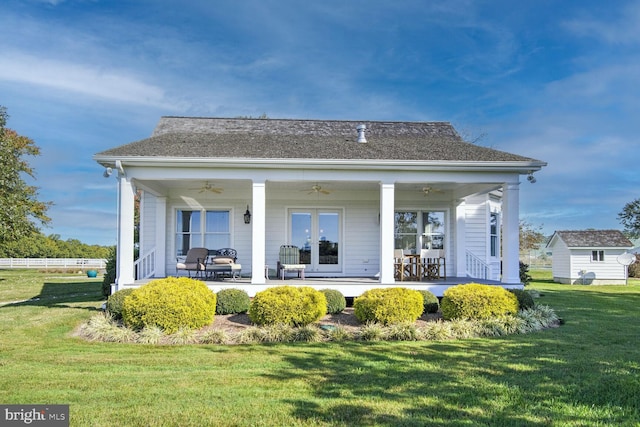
[356,124,367,143]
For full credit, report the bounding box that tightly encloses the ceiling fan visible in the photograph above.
[190,181,224,194]
[304,184,332,195]
[422,186,444,196]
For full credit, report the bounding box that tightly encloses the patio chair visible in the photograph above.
[176,247,209,278]
[277,245,306,280]
[206,248,242,280]
[394,249,412,281]
[419,249,446,280]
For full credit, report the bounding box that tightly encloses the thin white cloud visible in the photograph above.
[0,52,171,108]
[564,1,640,44]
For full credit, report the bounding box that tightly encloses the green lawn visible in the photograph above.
[1,269,639,426]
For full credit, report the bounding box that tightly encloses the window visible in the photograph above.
[591,250,604,262]
[490,213,499,257]
[394,212,418,253]
[176,209,230,256]
[394,211,446,253]
[422,211,445,250]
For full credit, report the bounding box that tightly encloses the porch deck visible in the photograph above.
[128,275,517,298]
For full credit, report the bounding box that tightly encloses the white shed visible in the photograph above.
[547,230,633,285]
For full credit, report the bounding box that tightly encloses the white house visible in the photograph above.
[547,230,634,285]
[93,117,546,296]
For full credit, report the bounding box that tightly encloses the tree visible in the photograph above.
[618,198,640,239]
[0,107,52,243]
[519,220,546,252]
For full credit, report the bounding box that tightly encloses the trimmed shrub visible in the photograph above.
[441,283,518,321]
[101,246,117,297]
[122,277,217,333]
[248,286,327,326]
[629,254,640,278]
[520,261,532,286]
[105,288,135,320]
[419,290,439,314]
[216,289,250,315]
[508,288,535,310]
[320,289,347,314]
[353,287,424,325]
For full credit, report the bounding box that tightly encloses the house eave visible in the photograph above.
[93,155,547,173]
[567,246,633,250]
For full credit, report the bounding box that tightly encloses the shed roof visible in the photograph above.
[95,117,545,163]
[548,230,633,248]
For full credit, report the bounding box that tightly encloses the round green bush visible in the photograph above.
[105,288,135,320]
[122,277,217,333]
[508,288,535,310]
[419,290,440,314]
[441,283,518,321]
[320,289,347,314]
[353,287,424,325]
[216,288,250,315]
[248,286,327,326]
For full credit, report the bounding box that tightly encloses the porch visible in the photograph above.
[123,275,514,298]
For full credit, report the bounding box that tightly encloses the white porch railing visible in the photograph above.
[465,250,490,280]
[135,249,156,279]
[0,258,106,269]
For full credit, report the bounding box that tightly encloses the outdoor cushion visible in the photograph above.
[212,257,234,264]
[176,262,205,270]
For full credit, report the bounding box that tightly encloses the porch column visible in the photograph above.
[502,182,520,284]
[455,199,466,278]
[155,196,167,277]
[379,182,395,284]
[251,181,267,284]
[116,173,136,289]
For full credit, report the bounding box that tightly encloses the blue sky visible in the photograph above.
[1,0,639,246]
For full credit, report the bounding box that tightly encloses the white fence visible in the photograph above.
[0,258,107,269]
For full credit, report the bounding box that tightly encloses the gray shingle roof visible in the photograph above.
[95,117,544,163]
[552,230,633,248]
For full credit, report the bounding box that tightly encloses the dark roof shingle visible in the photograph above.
[552,230,633,248]
[95,117,543,163]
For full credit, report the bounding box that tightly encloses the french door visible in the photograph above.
[289,209,342,273]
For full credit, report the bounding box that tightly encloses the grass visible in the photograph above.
[1,269,640,426]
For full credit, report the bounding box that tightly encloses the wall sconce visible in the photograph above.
[244,205,251,224]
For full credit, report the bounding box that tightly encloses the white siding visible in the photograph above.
[164,194,254,277]
[343,201,380,276]
[139,191,156,256]
[465,195,487,259]
[147,185,496,280]
[266,192,380,277]
[550,239,572,281]
[568,249,628,284]
[550,236,629,284]
[461,194,501,280]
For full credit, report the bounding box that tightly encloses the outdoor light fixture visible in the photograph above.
[244,205,251,224]
[103,167,112,178]
[527,172,537,184]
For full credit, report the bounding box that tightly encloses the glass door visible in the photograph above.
[290,209,341,273]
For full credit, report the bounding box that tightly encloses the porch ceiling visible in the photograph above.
[134,179,501,200]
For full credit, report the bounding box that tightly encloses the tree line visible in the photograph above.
[0,233,111,259]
